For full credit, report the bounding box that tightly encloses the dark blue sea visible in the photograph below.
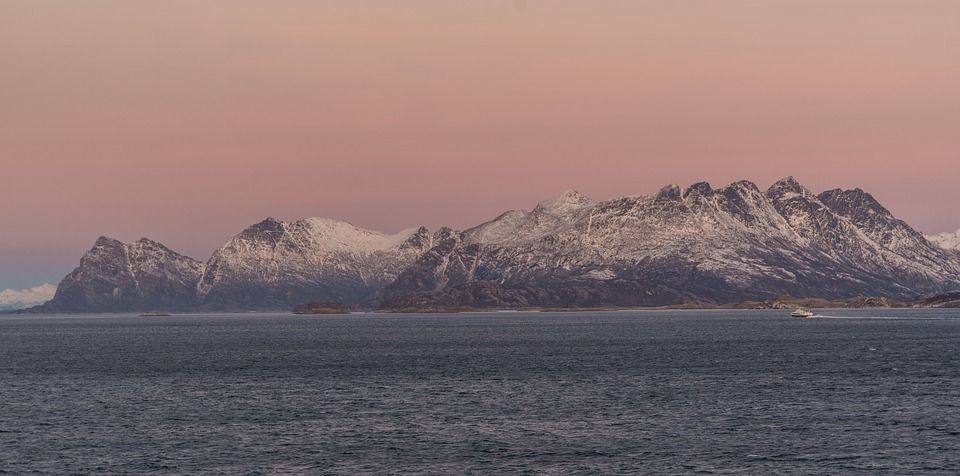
[2,309,960,474]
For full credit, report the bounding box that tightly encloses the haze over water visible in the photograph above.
[2,310,959,473]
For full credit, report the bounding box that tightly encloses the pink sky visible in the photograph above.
[1,1,959,289]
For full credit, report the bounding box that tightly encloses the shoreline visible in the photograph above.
[5,292,959,316]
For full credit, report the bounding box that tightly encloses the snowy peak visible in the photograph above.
[655,184,683,201]
[535,189,594,213]
[463,210,528,244]
[248,217,285,233]
[816,187,946,266]
[682,181,714,198]
[721,180,763,198]
[40,236,203,312]
[464,190,597,246]
[197,216,444,309]
[818,188,891,218]
[292,217,422,254]
[230,217,426,255]
[660,180,764,205]
[400,226,435,250]
[94,235,123,247]
[765,176,812,199]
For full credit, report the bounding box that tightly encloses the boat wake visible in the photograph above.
[808,314,960,321]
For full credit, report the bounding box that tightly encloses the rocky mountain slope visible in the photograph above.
[382,178,960,309]
[32,178,960,312]
[38,237,204,312]
[35,219,444,312]
[196,217,439,309]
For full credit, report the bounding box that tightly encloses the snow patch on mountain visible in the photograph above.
[462,190,596,246]
[927,229,960,250]
[196,217,441,308]
[294,218,422,254]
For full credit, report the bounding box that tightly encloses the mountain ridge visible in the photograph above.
[30,178,960,312]
[383,177,960,308]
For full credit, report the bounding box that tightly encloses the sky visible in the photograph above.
[1,0,958,289]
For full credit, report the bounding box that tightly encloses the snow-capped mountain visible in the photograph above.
[32,178,960,312]
[196,217,441,309]
[383,178,960,308]
[927,229,960,251]
[38,237,204,312]
[0,283,56,310]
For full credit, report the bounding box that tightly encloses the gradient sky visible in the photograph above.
[1,0,959,289]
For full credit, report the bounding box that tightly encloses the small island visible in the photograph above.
[292,302,354,315]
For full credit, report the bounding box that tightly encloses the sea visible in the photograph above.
[2,309,959,474]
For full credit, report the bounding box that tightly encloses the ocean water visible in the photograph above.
[2,309,960,474]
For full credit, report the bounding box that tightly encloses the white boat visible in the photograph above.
[791,308,815,318]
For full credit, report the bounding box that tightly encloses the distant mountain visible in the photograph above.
[32,178,960,312]
[38,237,203,312]
[0,283,56,311]
[927,229,960,251]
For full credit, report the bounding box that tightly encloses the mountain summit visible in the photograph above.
[196,217,440,309]
[35,178,960,312]
[39,237,203,312]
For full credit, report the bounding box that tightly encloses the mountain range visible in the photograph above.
[27,177,960,312]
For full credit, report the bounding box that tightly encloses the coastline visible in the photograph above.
[5,292,959,316]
